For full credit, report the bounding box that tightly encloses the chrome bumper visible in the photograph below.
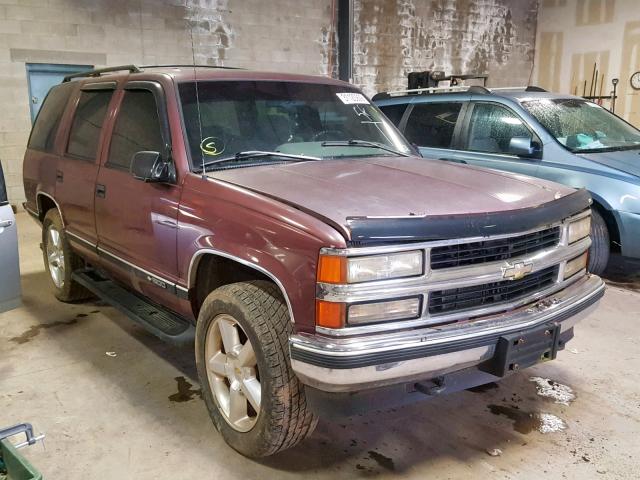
[290,274,605,392]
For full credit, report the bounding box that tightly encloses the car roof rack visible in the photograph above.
[139,64,244,70]
[372,84,548,100]
[63,65,142,82]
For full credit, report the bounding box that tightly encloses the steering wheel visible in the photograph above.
[311,130,347,142]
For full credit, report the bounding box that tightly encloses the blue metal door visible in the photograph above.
[26,63,92,122]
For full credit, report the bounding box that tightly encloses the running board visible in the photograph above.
[72,269,195,346]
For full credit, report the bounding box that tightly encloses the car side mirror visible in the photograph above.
[508,137,542,158]
[130,151,173,183]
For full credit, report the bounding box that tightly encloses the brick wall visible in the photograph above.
[353,0,539,96]
[0,0,338,205]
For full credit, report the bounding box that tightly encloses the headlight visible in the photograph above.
[564,252,588,279]
[567,216,591,244]
[317,250,423,284]
[348,297,422,325]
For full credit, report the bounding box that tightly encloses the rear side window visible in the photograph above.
[107,90,163,170]
[67,90,113,160]
[28,83,74,152]
[0,162,7,205]
[404,103,462,148]
[379,104,407,126]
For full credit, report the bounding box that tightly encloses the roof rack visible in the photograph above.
[139,64,243,70]
[63,65,142,82]
[372,84,547,100]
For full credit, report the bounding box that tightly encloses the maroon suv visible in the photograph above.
[23,65,604,457]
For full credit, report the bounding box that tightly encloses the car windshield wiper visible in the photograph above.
[320,139,411,157]
[198,151,322,171]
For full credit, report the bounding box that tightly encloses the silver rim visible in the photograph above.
[205,314,261,432]
[46,226,65,289]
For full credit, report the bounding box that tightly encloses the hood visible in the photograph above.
[211,156,577,239]
[578,148,640,178]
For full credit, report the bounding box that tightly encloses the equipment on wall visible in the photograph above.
[630,71,640,90]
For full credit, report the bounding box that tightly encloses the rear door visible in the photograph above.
[94,81,182,311]
[0,162,21,313]
[55,83,116,248]
[401,101,467,162]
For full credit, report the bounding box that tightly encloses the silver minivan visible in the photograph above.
[0,161,21,313]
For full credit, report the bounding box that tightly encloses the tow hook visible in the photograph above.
[415,376,446,396]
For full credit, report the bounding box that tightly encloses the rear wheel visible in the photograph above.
[588,209,610,275]
[195,280,317,457]
[42,209,91,302]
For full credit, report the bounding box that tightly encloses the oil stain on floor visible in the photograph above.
[9,318,78,344]
[169,376,202,403]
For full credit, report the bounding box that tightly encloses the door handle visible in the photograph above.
[439,157,467,164]
[56,170,63,182]
[0,219,13,229]
[96,184,106,198]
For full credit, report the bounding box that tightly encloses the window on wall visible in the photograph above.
[404,103,462,148]
[66,89,113,160]
[107,90,164,170]
[466,103,536,154]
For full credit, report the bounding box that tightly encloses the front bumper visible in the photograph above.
[290,274,604,392]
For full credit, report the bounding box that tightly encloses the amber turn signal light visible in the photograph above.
[317,254,347,284]
[315,300,345,329]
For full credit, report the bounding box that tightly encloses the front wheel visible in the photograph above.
[588,209,610,275]
[195,281,317,457]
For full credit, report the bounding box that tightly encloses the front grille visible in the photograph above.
[430,227,560,270]
[428,266,558,315]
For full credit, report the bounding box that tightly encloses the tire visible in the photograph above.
[195,280,317,457]
[587,209,610,275]
[42,209,91,302]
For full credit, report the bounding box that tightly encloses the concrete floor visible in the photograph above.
[1,212,639,480]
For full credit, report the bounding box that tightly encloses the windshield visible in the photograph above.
[522,98,640,153]
[178,81,412,170]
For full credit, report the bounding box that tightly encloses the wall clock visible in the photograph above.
[631,71,640,90]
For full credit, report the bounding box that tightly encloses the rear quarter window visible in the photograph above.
[379,104,407,126]
[28,82,75,152]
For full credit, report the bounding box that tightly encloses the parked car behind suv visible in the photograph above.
[0,161,21,313]
[23,66,604,458]
[374,87,640,274]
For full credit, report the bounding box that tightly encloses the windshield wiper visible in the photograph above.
[320,139,411,157]
[198,150,322,171]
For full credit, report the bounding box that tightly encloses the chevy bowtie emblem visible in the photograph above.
[502,261,534,280]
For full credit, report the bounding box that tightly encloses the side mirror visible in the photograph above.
[508,136,542,158]
[130,151,173,183]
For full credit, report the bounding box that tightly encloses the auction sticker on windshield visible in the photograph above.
[336,92,369,104]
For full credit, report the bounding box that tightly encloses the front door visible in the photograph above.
[451,102,542,177]
[94,82,182,311]
[26,63,91,122]
[0,162,21,313]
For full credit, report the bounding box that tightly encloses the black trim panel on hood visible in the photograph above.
[345,189,592,246]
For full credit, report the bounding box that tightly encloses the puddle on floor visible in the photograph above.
[488,405,566,434]
[529,377,576,405]
[168,376,202,403]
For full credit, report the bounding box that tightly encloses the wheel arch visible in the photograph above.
[36,191,64,225]
[188,249,295,322]
[589,195,620,251]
